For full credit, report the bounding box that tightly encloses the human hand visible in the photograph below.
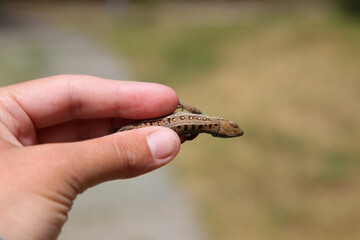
[0,75,181,240]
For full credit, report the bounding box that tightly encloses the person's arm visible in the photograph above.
[0,74,181,240]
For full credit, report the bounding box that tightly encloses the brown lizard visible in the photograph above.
[117,101,244,143]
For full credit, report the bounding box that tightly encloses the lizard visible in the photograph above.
[116,101,244,143]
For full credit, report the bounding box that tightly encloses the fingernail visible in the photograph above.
[146,129,179,162]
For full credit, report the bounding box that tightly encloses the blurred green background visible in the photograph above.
[1,1,360,239]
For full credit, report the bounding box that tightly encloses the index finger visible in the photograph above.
[4,75,179,128]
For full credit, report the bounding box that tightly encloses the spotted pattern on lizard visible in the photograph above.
[117,101,244,143]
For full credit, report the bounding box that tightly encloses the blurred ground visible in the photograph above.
[2,1,360,240]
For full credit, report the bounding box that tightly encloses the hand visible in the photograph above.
[0,75,181,240]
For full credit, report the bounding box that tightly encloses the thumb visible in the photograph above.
[0,127,180,240]
[48,127,181,194]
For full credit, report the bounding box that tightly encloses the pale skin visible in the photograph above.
[0,75,181,240]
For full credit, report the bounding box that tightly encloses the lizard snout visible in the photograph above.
[229,121,244,136]
[214,120,244,137]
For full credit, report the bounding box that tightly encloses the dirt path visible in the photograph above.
[2,17,204,240]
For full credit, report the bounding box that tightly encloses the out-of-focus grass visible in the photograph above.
[0,39,45,86]
[175,8,360,240]
[102,10,243,85]
[18,2,360,240]
[104,6,360,239]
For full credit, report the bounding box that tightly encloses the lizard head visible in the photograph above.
[213,120,244,138]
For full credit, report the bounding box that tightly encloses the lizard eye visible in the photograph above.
[229,121,239,128]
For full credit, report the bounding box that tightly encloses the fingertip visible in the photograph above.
[116,82,179,118]
[146,127,181,163]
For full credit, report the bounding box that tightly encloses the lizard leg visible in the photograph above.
[177,101,203,114]
[180,136,187,144]
[183,133,199,142]
[179,134,199,143]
